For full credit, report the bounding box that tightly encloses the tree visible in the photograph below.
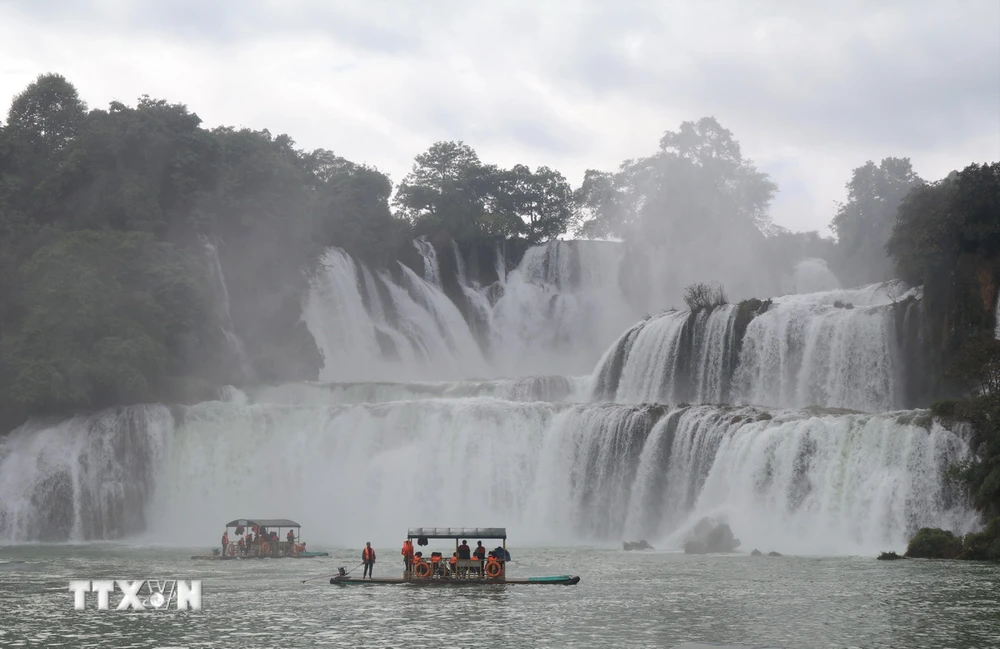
[574,117,777,302]
[6,73,87,153]
[395,141,497,240]
[887,163,1000,286]
[683,282,728,311]
[1,231,208,412]
[575,117,776,240]
[830,157,921,285]
[494,164,573,242]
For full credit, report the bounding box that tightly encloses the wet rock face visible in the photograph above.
[623,540,654,551]
[684,519,740,554]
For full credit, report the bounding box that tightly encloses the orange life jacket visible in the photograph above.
[449,556,457,566]
[222,533,228,545]
[402,540,413,557]
[363,547,374,561]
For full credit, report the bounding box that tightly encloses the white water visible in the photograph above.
[995,287,1000,339]
[595,283,917,412]
[304,248,487,381]
[202,238,255,381]
[413,235,442,287]
[0,400,976,555]
[0,237,971,555]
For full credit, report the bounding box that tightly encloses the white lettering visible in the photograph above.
[115,580,144,610]
[91,580,114,610]
[176,580,202,611]
[68,580,90,610]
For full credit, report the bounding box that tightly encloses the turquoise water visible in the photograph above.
[1,545,998,648]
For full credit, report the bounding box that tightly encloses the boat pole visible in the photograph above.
[301,562,364,583]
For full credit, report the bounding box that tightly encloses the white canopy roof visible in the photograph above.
[407,527,507,539]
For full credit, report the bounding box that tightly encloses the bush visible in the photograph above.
[905,527,963,559]
[683,282,728,312]
[931,399,959,417]
[961,518,1000,561]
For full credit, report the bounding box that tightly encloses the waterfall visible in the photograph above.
[593,284,917,412]
[0,406,173,541]
[0,399,977,554]
[995,287,1000,339]
[303,248,487,381]
[202,238,255,381]
[487,241,643,376]
[413,236,442,286]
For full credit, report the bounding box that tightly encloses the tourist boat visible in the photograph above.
[191,518,329,560]
[328,527,580,585]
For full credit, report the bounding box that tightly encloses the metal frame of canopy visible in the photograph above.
[406,527,508,578]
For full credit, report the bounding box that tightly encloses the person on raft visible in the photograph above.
[362,542,376,579]
[401,539,414,571]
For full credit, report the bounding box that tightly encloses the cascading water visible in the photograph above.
[304,248,487,381]
[202,238,255,381]
[413,235,442,287]
[593,283,918,412]
[0,399,977,554]
[0,234,974,556]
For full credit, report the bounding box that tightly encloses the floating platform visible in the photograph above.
[191,551,329,560]
[330,575,580,586]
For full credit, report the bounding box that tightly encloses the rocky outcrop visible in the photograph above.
[683,519,740,554]
[905,527,963,559]
[623,540,654,551]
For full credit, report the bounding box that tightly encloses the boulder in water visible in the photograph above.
[750,549,762,556]
[623,540,654,551]
[684,518,740,554]
[767,551,782,557]
[877,551,904,560]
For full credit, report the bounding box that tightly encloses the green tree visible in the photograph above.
[494,164,573,242]
[396,141,498,240]
[575,117,776,240]
[5,73,87,153]
[1,231,208,412]
[830,157,921,285]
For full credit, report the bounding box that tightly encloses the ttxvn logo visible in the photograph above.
[68,580,202,611]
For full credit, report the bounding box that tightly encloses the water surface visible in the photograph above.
[1,545,997,648]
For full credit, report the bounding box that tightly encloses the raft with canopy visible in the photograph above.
[191,518,330,559]
[325,527,580,585]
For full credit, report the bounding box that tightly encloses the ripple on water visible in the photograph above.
[0,546,998,648]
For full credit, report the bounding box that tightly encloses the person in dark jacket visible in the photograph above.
[362,542,376,579]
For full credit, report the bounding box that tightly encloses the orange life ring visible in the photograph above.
[485,559,502,578]
[260,541,269,555]
[413,560,432,579]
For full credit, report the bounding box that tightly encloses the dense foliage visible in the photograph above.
[0,74,583,429]
[396,141,574,243]
[0,74,414,426]
[888,163,1000,558]
[830,157,922,286]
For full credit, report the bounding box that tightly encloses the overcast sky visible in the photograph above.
[1,0,998,233]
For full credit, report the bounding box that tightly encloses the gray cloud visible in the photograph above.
[0,0,997,233]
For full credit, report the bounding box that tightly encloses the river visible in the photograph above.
[1,545,998,648]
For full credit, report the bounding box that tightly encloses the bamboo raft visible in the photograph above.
[330,575,580,586]
[324,527,580,587]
